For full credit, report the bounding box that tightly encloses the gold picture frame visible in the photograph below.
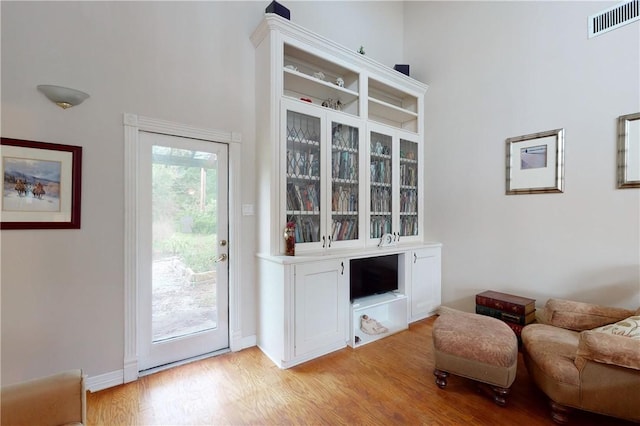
[617,112,640,189]
[506,128,565,195]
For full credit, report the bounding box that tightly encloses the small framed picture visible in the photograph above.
[506,128,564,195]
[1,138,82,229]
[617,112,640,189]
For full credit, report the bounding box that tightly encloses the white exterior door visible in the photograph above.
[137,131,229,371]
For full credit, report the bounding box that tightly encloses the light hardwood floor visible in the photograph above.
[88,317,635,425]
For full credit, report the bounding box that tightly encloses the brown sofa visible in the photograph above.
[1,369,86,426]
[521,298,640,424]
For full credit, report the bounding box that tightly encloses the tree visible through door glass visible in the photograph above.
[151,145,219,342]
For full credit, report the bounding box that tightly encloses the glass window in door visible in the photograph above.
[285,110,321,243]
[399,139,418,237]
[331,122,359,242]
[370,132,393,238]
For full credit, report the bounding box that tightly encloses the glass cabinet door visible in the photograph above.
[399,139,419,237]
[286,109,321,244]
[369,131,393,239]
[331,122,360,243]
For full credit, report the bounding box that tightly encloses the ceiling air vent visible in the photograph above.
[589,0,639,38]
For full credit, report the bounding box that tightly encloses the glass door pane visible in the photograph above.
[399,139,419,237]
[286,110,321,244]
[151,145,220,342]
[370,131,393,238]
[331,122,359,242]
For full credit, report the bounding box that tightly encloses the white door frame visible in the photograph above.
[123,113,242,383]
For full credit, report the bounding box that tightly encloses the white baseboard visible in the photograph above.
[86,336,257,392]
[123,358,138,383]
[241,334,257,349]
[86,369,124,392]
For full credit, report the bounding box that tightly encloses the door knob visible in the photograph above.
[214,253,228,263]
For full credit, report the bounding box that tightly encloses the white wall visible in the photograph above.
[4,0,637,389]
[404,1,640,310]
[0,1,404,386]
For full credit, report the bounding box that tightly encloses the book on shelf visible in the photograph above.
[475,290,535,316]
[332,218,357,241]
[290,183,319,212]
[475,305,536,325]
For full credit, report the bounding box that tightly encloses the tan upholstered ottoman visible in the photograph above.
[432,308,518,406]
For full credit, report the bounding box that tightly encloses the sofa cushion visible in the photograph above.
[576,330,640,371]
[542,299,635,331]
[521,323,580,386]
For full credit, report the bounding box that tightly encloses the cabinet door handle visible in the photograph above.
[414,253,417,264]
[328,235,332,248]
[322,236,326,248]
[341,261,344,275]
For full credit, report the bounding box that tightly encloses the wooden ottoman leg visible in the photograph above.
[476,383,511,407]
[433,369,448,389]
[550,401,571,424]
[491,386,510,407]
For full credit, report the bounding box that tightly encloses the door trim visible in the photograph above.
[123,113,242,383]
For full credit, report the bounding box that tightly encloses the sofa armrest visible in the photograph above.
[575,331,640,371]
[541,298,635,331]
[1,369,86,426]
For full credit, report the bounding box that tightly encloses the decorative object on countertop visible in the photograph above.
[360,315,388,335]
[284,221,296,255]
[335,77,344,87]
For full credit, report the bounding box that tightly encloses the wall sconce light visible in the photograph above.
[37,85,90,109]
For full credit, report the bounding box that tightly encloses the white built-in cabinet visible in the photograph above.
[252,15,440,369]
[252,14,427,256]
[409,247,442,322]
[293,259,348,358]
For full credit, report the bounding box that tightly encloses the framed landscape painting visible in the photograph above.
[1,138,82,229]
